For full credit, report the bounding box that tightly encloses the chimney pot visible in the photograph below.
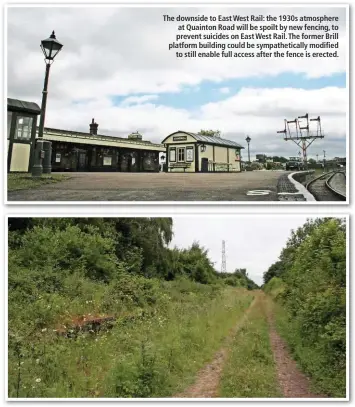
[89,118,98,135]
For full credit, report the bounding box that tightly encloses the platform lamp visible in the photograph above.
[32,31,63,177]
[245,135,251,163]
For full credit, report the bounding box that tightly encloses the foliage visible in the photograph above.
[197,129,221,138]
[263,261,284,285]
[263,218,346,397]
[219,269,259,290]
[263,277,286,300]
[8,217,258,398]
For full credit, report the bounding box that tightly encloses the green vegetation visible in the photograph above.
[7,173,70,191]
[219,269,259,290]
[197,129,221,137]
[263,218,346,397]
[263,277,285,300]
[219,294,281,398]
[8,218,255,398]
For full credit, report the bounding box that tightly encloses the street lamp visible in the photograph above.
[245,136,251,163]
[32,31,63,176]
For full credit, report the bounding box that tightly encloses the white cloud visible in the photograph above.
[219,87,230,94]
[7,6,347,101]
[6,6,347,157]
[38,86,345,159]
[121,94,159,106]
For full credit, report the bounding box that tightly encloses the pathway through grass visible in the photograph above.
[176,293,331,399]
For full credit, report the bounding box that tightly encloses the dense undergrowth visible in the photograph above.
[263,218,346,398]
[8,218,255,398]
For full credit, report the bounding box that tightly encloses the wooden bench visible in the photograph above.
[169,162,191,172]
[213,162,234,172]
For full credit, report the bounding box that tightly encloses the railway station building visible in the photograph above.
[161,131,244,173]
[45,121,164,172]
[7,98,165,173]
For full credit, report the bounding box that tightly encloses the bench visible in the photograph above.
[213,162,234,172]
[169,162,191,172]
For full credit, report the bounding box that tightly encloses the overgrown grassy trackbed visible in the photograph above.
[8,285,253,398]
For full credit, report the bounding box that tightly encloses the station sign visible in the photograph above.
[173,136,188,141]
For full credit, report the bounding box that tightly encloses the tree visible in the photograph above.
[198,129,221,138]
[263,260,284,284]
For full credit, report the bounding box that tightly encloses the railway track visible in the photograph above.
[306,171,346,201]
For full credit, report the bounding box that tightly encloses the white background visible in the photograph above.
[1,0,352,405]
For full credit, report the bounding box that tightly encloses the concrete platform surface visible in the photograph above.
[8,171,288,202]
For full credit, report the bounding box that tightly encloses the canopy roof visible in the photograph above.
[7,98,41,115]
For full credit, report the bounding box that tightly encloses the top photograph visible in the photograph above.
[6,5,348,203]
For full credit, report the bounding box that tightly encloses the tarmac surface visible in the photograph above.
[7,171,290,202]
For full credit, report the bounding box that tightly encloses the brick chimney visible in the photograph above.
[89,118,98,135]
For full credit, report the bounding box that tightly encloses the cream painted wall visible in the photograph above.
[214,146,228,162]
[164,132,196,144]
[199,145,241,172]
[10,143,30,172]
[227,147,241,172]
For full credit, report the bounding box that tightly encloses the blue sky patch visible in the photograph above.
[111,72,346,110]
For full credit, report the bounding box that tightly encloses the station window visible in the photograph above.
[14,116,33,141]
[186,146,194,162]
[169,147,176,162]
[178,147,185,162]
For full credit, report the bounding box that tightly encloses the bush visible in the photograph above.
[266,219,346,397]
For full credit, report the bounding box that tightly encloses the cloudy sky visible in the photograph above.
[171,215,313,286]
[7,6,347,159]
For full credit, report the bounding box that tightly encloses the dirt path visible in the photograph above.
[175,296,258,398]
[267,309,327,398]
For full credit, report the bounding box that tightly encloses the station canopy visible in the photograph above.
[7,98,41,115]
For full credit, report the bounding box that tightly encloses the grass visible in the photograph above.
[8,281,253,398]
[7,173,71,191]
[272,301,346,398]
[218,293,281,398]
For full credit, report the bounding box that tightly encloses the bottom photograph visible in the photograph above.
[7,216,347,400]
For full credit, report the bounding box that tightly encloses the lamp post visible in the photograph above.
[32,31,63,176]
[323,150,326,173]
[245,136,251,164]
